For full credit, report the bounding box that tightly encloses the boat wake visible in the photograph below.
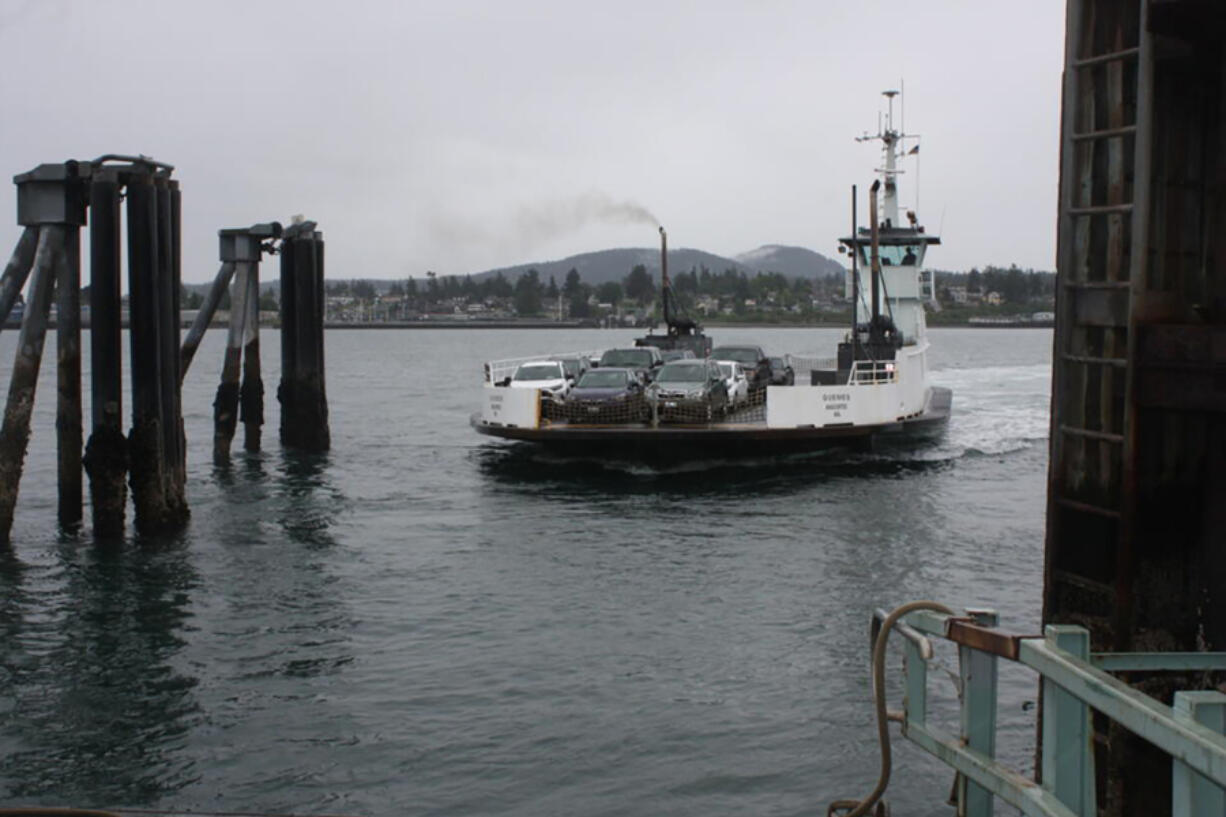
[926,363,1051,459]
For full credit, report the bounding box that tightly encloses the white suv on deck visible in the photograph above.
[509,360,572,400]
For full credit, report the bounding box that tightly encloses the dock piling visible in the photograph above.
[122,162,188,533]
[2,156,187,541]
[213,260,249,463]
[210,222,279,463]
[126,172,171,530]
[0,228,59,543]
[155,178,186,519]
[55,222,82,527]
[180,262,236,380]
[0,227,38,328]
[240,263,263,452]
[2,162,89,543]
[84,170,127,537]
[279,222,330,452]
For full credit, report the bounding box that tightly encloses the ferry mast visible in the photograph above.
[839,87,940,348]
[855,89,913,229]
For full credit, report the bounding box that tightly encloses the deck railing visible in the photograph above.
[860,607,1226,817]
[850,360,897,384]
[484,351,602,385]
[787,356,837,383]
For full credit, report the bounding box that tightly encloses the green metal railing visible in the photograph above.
[863,607,1226,817]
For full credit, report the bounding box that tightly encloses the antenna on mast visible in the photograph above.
[856,87,923,226]
[900,78,905,136]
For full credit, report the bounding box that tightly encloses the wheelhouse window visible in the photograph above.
[856,244,926,267]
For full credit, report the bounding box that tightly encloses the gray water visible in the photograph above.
[0,326,1052,816]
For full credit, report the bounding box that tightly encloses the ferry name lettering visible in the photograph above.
[822,393,850,412]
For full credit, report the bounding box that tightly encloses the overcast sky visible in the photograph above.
[0,1,1065,284]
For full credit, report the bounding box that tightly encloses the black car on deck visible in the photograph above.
[768,356,795,386]
[564,367,648,423]
[646,359,729,422]
[709,345,771,389]
[597,346,664,381]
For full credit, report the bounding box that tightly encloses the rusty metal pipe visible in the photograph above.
[869,179,881,323]
[659,226,669,328]
[851,185,859,339]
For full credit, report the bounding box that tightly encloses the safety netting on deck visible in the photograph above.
[540,383,769,427]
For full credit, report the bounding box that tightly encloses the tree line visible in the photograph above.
[935,264,1056,305]
[206,262,1057,318]
[313,265,849,318]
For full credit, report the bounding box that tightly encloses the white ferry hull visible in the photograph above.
[472,384,951,459]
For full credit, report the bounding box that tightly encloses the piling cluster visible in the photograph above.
[182,223,281,462]
[0,157,188,544]
[0,156,331,546]
[180,219,331,460]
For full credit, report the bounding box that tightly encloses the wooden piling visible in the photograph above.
[84,173,127,537]
[155,178,186,518]
[278,231,330,451]
[55,224,82,528]
[0,227,38,327]
[0,227,59,544]
[312,235,330,450]
[293,237,318,389]
[278,241,297,436]
[180,262,235,380]
[240,264,263,452]
[126,173,170,532]
[169,181,186,492]
[213,261,251,462]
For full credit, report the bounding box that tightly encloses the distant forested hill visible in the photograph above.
[469,244,845,288]
[183,244,847,297]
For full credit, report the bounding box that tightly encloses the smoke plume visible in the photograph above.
[512,192,658,244]
[426,192,659,271]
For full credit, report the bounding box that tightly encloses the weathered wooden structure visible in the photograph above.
[1046,0,1226,812]
[181,218,330,459]
[182,222,281,462]
[0,156,188,543]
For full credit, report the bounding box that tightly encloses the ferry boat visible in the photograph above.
[472,90,951,458]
